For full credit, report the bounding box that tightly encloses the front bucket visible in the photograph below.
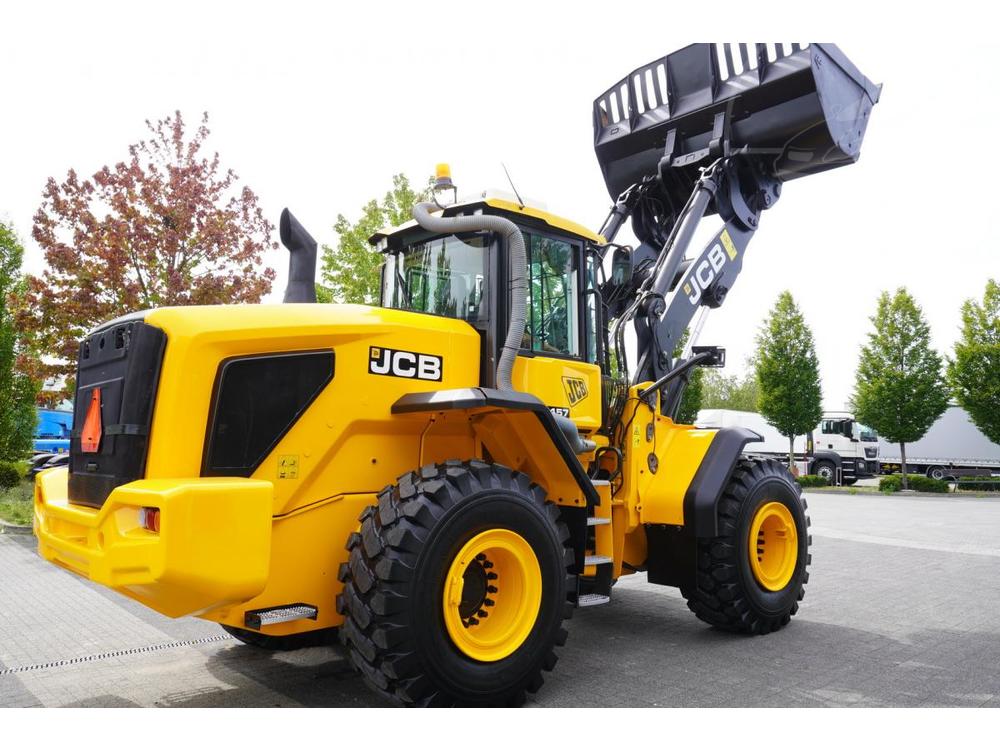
[593,43,881,205]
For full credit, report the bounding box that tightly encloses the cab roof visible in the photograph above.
[368,190,605,248]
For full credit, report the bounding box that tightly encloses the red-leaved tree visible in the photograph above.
[23,111,276,396]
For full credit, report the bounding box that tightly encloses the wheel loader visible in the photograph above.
[33,43,880,706]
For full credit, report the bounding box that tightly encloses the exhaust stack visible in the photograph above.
[280,208,318,303]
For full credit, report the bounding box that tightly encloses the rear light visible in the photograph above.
[139,507,160,533]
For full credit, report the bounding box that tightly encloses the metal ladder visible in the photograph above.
[578,479,613,607]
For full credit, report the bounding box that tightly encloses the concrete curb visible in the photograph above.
[804,488,997,500]
[0,518,33,535]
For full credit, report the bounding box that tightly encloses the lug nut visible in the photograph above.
[487,572,498,580]
[478,609,488,618]
[484,598,495,607]
[487,585,498,594]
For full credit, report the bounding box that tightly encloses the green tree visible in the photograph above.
[755,291,823,468]
[947,279,1000,445]
[672,329,704,424]
[319,174,430,304]
[0,221,40,460]
[701,368,760,412]
[853,289,949,489]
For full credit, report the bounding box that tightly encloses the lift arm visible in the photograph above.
[591,43,879,419]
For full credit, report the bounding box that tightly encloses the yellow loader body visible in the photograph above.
[34,302,718,634]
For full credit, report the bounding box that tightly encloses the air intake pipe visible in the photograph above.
[280,208,318,303]
[411,202,526,392]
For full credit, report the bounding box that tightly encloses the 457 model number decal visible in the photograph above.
[369,346,443,381]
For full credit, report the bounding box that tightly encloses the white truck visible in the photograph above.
[696,409,880,485]
[878,405,1000,480]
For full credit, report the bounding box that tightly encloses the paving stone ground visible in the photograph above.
[3,491,1000,707]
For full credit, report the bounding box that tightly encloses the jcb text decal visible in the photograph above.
[682,229,738,306]
[369,346,442,381]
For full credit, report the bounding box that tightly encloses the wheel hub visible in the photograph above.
[748,501,798,591]
[443,529,542,662]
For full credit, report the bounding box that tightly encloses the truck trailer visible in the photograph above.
[878,406,1000,480]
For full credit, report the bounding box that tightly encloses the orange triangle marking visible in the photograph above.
[80,388,102,453]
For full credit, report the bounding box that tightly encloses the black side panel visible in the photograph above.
[646,524,696,589]
[202,350,334,477]
[68,321,166,509]
[392,387,600,507]
[683,426,760,537]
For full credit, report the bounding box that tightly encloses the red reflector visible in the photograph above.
[139,507,160,533]
[80,388,103,453]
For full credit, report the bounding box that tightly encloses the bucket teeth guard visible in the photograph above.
[593,43,881,208]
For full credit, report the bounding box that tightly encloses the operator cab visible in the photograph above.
[370,190,608,433]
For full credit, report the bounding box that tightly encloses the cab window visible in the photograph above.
[522,233,580,357]
[382,233,488,322]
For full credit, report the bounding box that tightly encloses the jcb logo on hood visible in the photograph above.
[682,229,738,306]
[562,376,589,406]
[369,346,442,381]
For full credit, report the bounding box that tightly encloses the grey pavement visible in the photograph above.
[3,491,1000,707]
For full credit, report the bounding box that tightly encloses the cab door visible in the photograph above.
[511,230,602,434]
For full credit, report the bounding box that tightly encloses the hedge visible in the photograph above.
[956,476,1000,492]
[795,474,830,488]
[0,461,22,491]
[879,473,950,493]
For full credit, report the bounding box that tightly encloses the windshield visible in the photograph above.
[382,233,488,322]
[859,423,878,442]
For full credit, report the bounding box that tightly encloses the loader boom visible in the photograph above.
[593,43,879,416]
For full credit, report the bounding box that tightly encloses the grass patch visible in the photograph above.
[0,480,34,526]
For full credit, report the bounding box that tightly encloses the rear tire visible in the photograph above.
[336,459,574,707]
[681,459,811,635]
[927,466,951,481]
[221,624,334,651]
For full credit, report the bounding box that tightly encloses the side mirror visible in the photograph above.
[611,246,632,285]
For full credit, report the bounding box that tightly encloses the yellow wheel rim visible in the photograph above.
[442,529,542,662]
[748,502,798,591]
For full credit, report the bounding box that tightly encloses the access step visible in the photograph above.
[587,516,611,526]
[584,554,612,566]
[577,593,611,607]
[244,604,318,630]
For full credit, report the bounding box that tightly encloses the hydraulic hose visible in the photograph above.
[412,202,527,392]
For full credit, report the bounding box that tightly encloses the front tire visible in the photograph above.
[813,460,836,485]
[337,460,573,707]
[682,459,811,634]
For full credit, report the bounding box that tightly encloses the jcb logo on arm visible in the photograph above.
[369,346,443,381]
[682,229,738,306]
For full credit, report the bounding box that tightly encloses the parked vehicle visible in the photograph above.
[33,408,73,454]
[696,409,879,485]
[27,453,69,479]
[878,405,1000,480]
[33,43,879,706]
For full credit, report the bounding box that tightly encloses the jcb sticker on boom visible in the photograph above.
[682,229,737,306]
[368,346,443,381]
[562,376,589,406]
